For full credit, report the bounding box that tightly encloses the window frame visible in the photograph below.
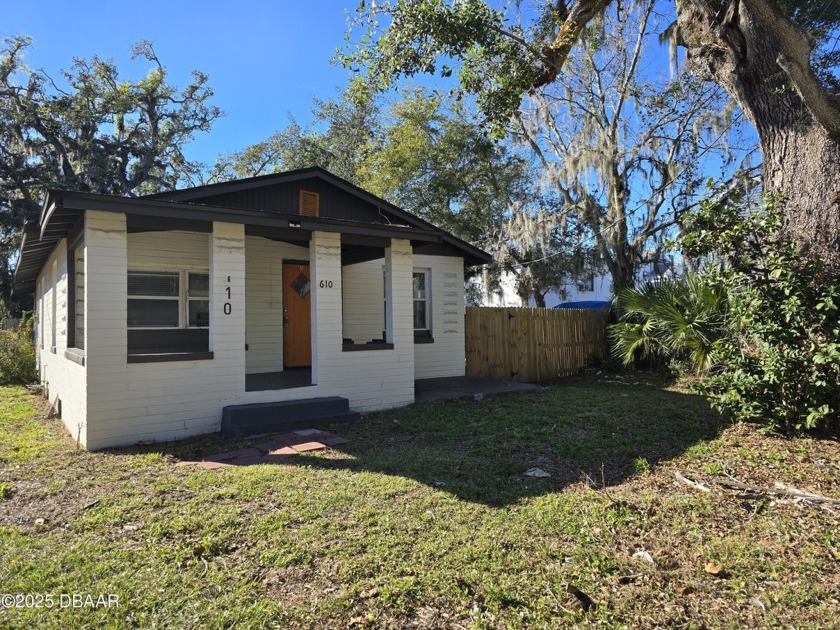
[127,269,210,330]
[378,267,434,344]
[186,271,211,328]
[67,238,86,350]
[50,259,57,352]
[412,270,431,333]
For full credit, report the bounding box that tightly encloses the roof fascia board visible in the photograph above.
[52,191,442,243]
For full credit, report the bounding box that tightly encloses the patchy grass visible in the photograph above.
[0,386,62,465]
[0,376,837,628]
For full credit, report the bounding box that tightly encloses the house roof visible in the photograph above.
[13,167,491,294]
[147,166,489,263]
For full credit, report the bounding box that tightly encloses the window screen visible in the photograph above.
[73,242,85,349]
[413,272,429,330]
[128,272,179,297]
[128,272,180,328]
[188,272,210,328]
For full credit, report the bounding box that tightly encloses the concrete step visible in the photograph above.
[221,397,359,438]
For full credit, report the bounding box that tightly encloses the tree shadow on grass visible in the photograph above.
[236,376,730,507]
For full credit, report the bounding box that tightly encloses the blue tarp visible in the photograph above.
[553,300,610,309]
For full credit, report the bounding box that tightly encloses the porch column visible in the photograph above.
[210,222,246,392]
[385,238,414,379]
[309,231,342,385]
[83,210,129,447]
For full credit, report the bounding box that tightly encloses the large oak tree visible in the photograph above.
[341,0,840,261]
[0,36,221,310]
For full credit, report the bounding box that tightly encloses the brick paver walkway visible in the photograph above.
[176,429,349,469]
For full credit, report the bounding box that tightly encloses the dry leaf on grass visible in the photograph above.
[704,562,728,577]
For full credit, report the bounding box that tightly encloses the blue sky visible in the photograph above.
[4,0,356,165]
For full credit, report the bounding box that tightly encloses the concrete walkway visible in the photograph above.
[414,376,541,404]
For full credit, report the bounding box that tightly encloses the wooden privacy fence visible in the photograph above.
[465,307,610,382]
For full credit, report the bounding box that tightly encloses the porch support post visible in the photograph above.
[385,238,414,375]
[83,210,128,448]
[210,222,246,392]
[309,231,342,385]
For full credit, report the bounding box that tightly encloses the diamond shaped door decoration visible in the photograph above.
[291,273,310,298]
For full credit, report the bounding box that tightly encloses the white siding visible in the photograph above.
[413,254,466,379]
[245,236,308,374]
[127,230,209,270]
[310,233,415,411]
[35,238,88,444]
[342,254,467,380]
[44,217,465,450]
[84,218,247,450]
[342,261,385,343]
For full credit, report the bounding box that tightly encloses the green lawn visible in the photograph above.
[0,377,837,628]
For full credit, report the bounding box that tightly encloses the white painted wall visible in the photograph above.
[41,218,466,449]
[342,254,466,380]
[473,269,612,308]
[413,254,466,379]
[35,238,87,445]
[311,234,415,411]
[342,260,385,343]
[475,260,682,308]
[127,230,209,270]
[244,236,309,374]
[83,217,249,450]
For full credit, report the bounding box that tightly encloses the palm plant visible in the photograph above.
[610,275,728,374]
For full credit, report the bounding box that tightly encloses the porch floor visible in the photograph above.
[245,368,313,392]
[414,376,541,404]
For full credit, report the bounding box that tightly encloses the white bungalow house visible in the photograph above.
[13,167,491,450]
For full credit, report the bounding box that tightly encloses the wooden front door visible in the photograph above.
[283,262,312,368]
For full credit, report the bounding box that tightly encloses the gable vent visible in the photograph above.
[299,190,320,217]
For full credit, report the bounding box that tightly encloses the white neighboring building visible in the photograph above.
[474,259,678,308]
[14,167,491,450]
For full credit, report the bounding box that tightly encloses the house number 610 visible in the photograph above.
[224,276,232,315]
[319,280,334,289]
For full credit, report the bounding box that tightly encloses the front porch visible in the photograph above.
[245,368,312,392]
[242,229,415,394]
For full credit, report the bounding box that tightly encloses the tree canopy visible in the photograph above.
[0,36,221,310]
[340,0,840,260]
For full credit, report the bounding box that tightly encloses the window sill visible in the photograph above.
[414,331,434,344]
[64,348,85,366]
[128,351,214,364]
[342,342,394,352]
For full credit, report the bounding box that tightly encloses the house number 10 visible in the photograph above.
[224,276,232,315]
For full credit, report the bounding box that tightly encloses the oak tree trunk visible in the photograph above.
[603,243,636,291]
[678,0,840,260]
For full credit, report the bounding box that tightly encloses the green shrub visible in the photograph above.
[682,198,840,434]
[0,314,37,385]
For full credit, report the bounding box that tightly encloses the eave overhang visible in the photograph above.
[12,190,458,295]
